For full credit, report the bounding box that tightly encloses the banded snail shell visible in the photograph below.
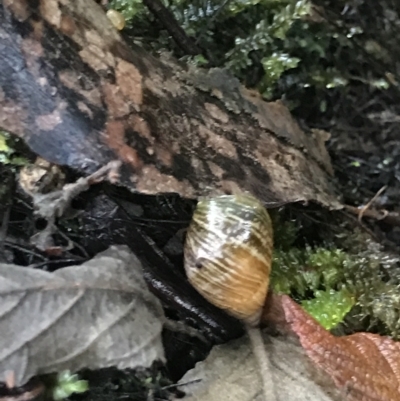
[184,194,273,327]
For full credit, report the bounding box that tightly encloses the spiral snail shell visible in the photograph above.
[184,193,273,327]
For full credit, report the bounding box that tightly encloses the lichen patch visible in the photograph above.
[137,165,195,197]
[20,37,44,78]
[35,108,63,131]
[0,97,28,137]
[105,120,142,171]
[79,32,115,71]
[59,13,76,37]
[154,144,174,168]
[207,161,224,179]
[198,125,237,159]
[115,59,143,107]
[204,102,229,123]
[101,82,131,118]
[59,71,102,107]
[129,115,153,143]
[39,0,62,28]
[5,0,31,22]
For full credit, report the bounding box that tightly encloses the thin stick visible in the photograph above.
[344,204,400,225]
[356,185,387,223]
[163,318,209,344]
[246,325,276,401]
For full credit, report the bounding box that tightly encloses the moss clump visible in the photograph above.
[270,211,400,337]
[271,246,351,297]
[301,288,355,330]
[112,0,392,121]
[52,371,88,400]
[108,0,145,22]
[0,131,28,167]
[271,245,356,330]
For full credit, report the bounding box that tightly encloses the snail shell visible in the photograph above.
[184,194,273,327]
[106,9,125,31]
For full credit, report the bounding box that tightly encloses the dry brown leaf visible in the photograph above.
[279,295,400,401]
[0,245,165,386]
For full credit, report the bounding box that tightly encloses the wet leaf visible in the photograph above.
[280,295,400,401]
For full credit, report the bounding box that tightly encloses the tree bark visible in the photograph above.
[0,0,341,210]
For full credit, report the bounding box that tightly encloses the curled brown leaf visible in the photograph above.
[276,294,400,401]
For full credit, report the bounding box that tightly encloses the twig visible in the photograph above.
[356,185,387,223]
[195,0,231,45]
[30,160,122,253]
[31,257,86,269]
[57,228,90,259]
[33,160,122,221]
[3,239,47,260]
[345,205,400,227]
[160,379,201,391]
[341,208,381,243]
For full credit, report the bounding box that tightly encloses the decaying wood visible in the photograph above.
[0,0,341,210]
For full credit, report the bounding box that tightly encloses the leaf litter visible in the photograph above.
[0,245,165,387]
[178,329,343,401]
[178,294,400,401]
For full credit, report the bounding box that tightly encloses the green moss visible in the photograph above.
[301,288,355,330]
[270,213,400,337]
[110,0,393,126]
[271,244,359,330]
[108,0,145,23]
[0,131,28,167]
[271,246,351,297]
[343,245,400,338]
[53,370,88,400]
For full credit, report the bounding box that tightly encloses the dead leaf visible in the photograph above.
[178,332,343,401]
[280,295,400,401]
[180,293,400,400]
[0,245,165,387]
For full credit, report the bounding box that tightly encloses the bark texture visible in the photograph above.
[0,0,341,210]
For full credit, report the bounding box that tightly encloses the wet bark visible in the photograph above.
[0,0,340,209]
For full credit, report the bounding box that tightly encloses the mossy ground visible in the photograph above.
[270,207,400,337]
